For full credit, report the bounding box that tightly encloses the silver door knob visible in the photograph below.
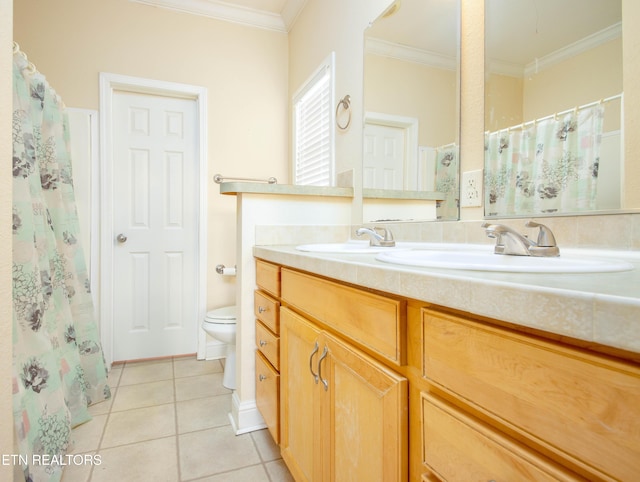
[116,233,128,243]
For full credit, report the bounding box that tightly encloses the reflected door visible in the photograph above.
[363,123,405,189]
[112,91,199,361]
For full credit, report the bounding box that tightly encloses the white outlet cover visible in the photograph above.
[461,169,483,207]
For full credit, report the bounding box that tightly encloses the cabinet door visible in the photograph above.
[320,331,408,482]
[280,307,323,482]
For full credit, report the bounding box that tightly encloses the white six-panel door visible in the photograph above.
[363,123,406,190]
[112,91,199,361]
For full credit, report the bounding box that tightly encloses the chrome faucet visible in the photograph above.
[355,226,395,247]
[481,221,559,257]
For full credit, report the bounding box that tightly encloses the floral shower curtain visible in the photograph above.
[12,46,110,482]
[434,144,459,220]
[484,105,604,217]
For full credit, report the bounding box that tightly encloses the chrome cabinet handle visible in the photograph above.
[116,233,127,243]
[258,374,267,382]
[258,306,267,314]
[318,346,329,391]
[309,341,319,383]
[259,339,267,347]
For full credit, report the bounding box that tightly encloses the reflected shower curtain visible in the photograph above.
[434,144,459,220]
[484,105,604,217]
[12,48,110,482]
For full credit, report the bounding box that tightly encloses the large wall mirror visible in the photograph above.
[363,0,461,221]
[484,0,623,218]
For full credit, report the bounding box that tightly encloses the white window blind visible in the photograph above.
[293,53,335,186]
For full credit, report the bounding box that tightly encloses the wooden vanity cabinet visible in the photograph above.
[255,257,640,482]
[279,268,408,482]
[254,260,281,443]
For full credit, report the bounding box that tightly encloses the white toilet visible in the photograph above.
[202,305,237,389]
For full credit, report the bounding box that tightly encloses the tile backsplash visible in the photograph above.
[255,212,639,252]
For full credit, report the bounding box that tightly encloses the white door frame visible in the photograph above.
[99,73,208,368]
[67,108,100,317]
[364,112,419,190]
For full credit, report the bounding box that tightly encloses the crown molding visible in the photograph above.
[280,0,307,31]
[488,21,622,78]
[523,22,621,77]
[365,37,458,71]
[129,0,299,32]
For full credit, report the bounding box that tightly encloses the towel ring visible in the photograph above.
[336,95,351,130]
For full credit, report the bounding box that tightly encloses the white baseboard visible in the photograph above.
[228,391,266,435]
[201,340,227,360]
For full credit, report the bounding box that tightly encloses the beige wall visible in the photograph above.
[1,0,14,477]
[484,73,523,132]
[623,0,640,209]
[364,54,458,147]
[485,39,622,132]
[13,0,289,312]
[523,38,622,121]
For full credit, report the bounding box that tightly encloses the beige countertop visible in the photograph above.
[220,182,353,197]
[218,182,445,201]
[253,244,640,355]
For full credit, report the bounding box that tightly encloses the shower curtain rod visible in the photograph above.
[13,41,66,108]
[13,41,37,74]
[485,93,623,133]
[436,141,458,149]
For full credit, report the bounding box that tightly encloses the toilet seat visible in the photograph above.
[204,305,236,324]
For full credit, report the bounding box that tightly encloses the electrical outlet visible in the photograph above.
[461,169,483,207]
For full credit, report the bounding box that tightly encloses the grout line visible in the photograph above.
[247,432,276,482]
[68,356,259,481]
[85,362,121,481]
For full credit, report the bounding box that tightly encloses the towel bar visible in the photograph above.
[213,174,277,184]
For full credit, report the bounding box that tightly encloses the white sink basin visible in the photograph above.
[375,249,634,273]
[295,241,489,254]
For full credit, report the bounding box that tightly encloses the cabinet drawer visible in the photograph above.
[281,268,405,365]
[256,260,280,297]
[256,320,280,370]
[256,350,280,444]
[422,392,582,482]
[254,290,280,334]
[422,308,640,481]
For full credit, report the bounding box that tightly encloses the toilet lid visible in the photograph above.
[204,305,236,324]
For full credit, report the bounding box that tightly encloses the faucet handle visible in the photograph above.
[373,226,395,246]
[525,221,557,247]
[355,226,395,247]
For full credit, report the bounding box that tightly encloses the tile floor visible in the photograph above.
[61,356,294,482]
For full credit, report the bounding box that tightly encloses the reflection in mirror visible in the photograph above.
[484,0,622,218]
[363,0,461,221]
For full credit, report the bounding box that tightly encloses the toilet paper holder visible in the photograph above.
[216,264,237,276]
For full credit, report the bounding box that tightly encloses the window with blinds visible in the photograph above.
[292,53,335,186]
